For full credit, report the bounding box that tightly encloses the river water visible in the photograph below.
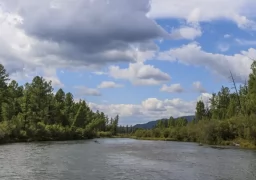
[0,138,256,180]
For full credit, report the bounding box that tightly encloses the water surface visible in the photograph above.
[0,138,256,180]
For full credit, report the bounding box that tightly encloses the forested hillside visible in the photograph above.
[132,115,195,129]
[133,61,256,148]
[0,64,118,144]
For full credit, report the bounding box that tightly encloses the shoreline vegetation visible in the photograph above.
[112,135,256,150]
[0,64,119,145]
[118,61,256,150]
[133,137,255,150]
[129,122,256,150]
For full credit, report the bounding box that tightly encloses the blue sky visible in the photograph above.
[0,0,256,125]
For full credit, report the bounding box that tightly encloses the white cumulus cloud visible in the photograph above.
[74,86,101,96]
[97,81,124,88]
[148,0,256,30]
[157,43,256,82]
[108,62,171,85]
[160,84,184,93]
[170,26,202,40]
[192,81,206,93]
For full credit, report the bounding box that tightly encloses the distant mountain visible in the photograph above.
[133,115,195,129]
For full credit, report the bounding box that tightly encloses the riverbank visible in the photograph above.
[0,131,115,145]
[133,137,176,141]
[1,132,255,151]
[0,136,94,145]
[0,132,134,145]
[102,135,256,150]
[101,133,256,150]
[131,136,256,150]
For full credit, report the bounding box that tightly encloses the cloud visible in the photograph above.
[74,86,101,96]
[88,93,212,125]
[217,43,230,52]
[170,26,202,40]
[224,34,231,38]
[92,71,107,75]
[197,93,212,107]
[157,43,256,82]
[0,8,39,75]
[0,0,174,78]
[160,84,184,93]
[192,81,206,93]
[141,98,166,111]
[108,62,171,85]
[89,103,142,118]
[235,38,256,46]
[40,67,64,88]
[15,0,169,46]
[8,65,64,88]
[148,0,256,29]
[1,0,256,81]
[97,81,124,88]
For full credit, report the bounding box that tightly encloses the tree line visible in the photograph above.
[0,64,119,144]
[132,61,256,148]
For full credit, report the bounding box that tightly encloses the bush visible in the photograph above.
[152,128,161,138]
[97,131,112,137]
[163,129,170,138]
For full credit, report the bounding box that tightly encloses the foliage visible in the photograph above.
[0,64,119,144]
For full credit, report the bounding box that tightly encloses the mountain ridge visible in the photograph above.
[133,115,195,129]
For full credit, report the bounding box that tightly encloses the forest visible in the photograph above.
[131,61,256,149]
[0,64,119,144]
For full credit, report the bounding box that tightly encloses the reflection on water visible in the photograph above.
[0,138,256,180]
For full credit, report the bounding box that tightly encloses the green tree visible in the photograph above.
[0,64,9,122]
[112,115,119,135]
[247,61,256,115]
[72,101,87,128]
[0,63,118,143]
[195,100,205,121]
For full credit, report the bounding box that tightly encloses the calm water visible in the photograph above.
[0,138,256,180]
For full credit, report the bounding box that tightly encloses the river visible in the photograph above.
[0,138,256,180]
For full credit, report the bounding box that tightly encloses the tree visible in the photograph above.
[72,101,87,128]
[217,86,230,119]
[195,100,205,121]
[112,115,119,135]
[0,64,9,122]
[0,64,9,89]
[0,63,118,143]
[247,61,256,115]
[168,116,175,127]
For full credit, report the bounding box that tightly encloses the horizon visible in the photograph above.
[1,0,256,125]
